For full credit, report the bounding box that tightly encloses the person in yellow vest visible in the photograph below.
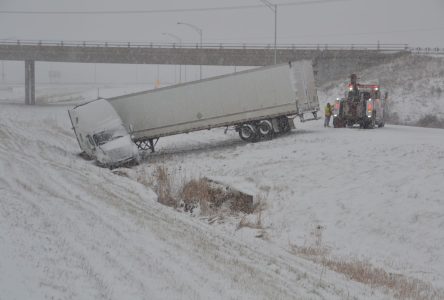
[324,103,333,127]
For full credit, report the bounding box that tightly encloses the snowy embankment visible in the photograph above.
[319,55,444,124]
[0,104,391,299]
[1,61,444,299]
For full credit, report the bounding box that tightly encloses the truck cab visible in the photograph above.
[68,99,140,168]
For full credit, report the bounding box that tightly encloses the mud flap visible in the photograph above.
[271,118,281,133]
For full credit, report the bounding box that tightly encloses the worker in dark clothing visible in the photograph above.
[324,103,333,127]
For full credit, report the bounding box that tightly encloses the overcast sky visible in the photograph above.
[1,0,444,48]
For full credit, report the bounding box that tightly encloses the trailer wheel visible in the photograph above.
[239,124,258,142]
[257,120,273,140]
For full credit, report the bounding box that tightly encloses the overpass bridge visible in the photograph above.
[1,40,439,104]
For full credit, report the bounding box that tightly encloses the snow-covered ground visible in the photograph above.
[150,122,444,288]
[0,103,391,300]
[1,56,444,299]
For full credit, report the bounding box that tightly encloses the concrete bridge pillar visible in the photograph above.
[25,60,35,105]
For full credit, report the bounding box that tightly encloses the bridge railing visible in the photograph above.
[1,39,443,55]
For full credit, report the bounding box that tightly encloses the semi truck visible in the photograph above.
[107,60,320,152]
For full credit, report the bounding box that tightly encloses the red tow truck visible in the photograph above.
[333,74,387,129]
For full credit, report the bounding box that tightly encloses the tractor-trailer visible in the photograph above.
[107,60,320,151]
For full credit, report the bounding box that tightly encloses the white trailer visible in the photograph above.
[107,60,319,151]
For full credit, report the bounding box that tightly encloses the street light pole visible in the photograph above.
[162,32,182,83]
[260,0,277,64]
[177,21,203,80]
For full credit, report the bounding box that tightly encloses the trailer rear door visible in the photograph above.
[289,60,319,114]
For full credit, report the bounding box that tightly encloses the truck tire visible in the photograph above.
[368,113,376,129]
[239,124,258,142]
[257,120,274,140]
[333,117,344,128]
[379,113,385,127]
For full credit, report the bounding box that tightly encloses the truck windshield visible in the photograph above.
[93,128,127,146]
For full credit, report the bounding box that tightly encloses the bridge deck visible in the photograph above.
[0,41,425,65]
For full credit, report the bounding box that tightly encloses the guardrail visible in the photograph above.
[0,39,419,51]
[1,39,443,55]
[408,47,444,55]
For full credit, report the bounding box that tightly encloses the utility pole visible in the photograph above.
[260,0,277,64]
